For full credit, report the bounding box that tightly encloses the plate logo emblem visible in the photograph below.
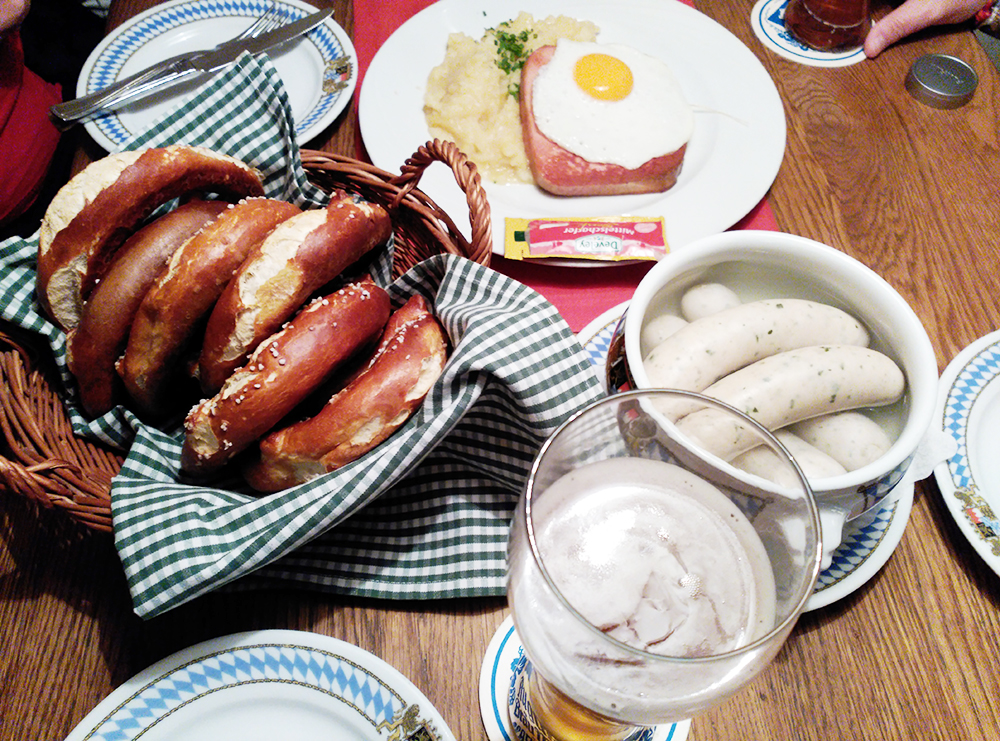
[955,486,1000,555]
[376,703,440,741]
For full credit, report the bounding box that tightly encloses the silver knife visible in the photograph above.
[51,8,333,124]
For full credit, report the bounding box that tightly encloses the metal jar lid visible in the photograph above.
[905,54,979,109]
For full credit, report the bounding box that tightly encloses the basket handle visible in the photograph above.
[393,139,493,267]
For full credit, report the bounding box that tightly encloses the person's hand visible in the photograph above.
[865,0,988,56]
[0,0,30,34]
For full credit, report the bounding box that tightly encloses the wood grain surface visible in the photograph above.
[2,1,999,740]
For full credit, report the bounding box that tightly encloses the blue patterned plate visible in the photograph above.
[934,330,1000,577]
[64,630,456,740]
[577,303,914,612]
[76,0,356,151]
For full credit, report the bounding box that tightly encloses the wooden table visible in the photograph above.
[2,1,999,738]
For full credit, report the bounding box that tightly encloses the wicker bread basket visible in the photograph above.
[0,140,491,534]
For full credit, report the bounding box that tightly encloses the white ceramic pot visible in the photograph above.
[610,231,937,529]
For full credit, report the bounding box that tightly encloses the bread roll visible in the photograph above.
[66,199,228,418]
[181,278,391,475]
[197,192,392,393]
[244,296,448,491]
[118,197,301,418]
[37,145,263,330]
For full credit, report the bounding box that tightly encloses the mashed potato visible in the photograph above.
[424,13,598,184]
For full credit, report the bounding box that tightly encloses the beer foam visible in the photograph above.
[533,457,776,658]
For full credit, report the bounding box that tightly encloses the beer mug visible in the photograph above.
[784,0,872,51]
[505,390,823,740]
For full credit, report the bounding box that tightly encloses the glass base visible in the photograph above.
[508,652,654,741]
[478,616,691,741]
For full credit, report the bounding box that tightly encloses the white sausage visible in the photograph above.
[674,345,905,460]
[680,282,741,322]
[644,299,869,393]
[791,411,892,472]
[732,430,848,487]
[641,314,688,355]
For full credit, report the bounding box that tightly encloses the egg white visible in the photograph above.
[531,40,694,169]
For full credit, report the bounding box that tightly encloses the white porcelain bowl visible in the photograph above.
[613,231,938,523]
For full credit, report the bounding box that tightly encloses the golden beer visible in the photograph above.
[510,658,640,741]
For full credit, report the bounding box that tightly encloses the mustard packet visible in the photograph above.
[504,217,668,261]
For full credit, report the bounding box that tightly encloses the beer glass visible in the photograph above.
[505,390,822,740]
[784,0,872,51]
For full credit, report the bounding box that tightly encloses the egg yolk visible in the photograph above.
[573,53,634,101]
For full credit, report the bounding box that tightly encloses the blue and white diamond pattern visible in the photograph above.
[583,325,613,369]
[84,643,405,739]
[942,342,1000,490]
[814,501,895,589]
[84,0,350,146]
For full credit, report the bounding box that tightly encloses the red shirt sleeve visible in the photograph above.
[0,29,63,227]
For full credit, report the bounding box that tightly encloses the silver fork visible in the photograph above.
[52,3,285,124]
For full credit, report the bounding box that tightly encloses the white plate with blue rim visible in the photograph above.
[76,0,356,151]
[577,302,915,612]
[64,630,456,741]
[934,329,1000,577]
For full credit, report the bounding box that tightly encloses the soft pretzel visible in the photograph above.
[37,145,263,330]
[197,191,392,393]
[118,197,301,418]
[244,295,449,491]
[181,278,391,475]
[66,198,228,418]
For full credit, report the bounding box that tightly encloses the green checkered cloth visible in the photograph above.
[0,54,603,617]
[82,0,111,19]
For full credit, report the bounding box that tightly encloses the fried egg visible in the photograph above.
[531,40,694,169]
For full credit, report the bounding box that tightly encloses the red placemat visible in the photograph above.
[352,0,778,331]
[0,31,62,227]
